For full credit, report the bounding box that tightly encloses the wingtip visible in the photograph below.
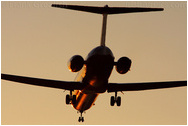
[51,4,63,7]
[160,8,164,11]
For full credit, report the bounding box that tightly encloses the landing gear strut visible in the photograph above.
[78,111,84,122]
[66,90,76,104]
[110,92,121,106]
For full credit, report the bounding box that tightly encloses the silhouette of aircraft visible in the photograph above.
[1,4,187,122]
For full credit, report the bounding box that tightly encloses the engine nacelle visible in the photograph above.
[68,55,84,72]
[116,57,132,74]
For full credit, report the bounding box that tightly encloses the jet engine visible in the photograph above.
[115,57,132,74]
[68,55,84,72]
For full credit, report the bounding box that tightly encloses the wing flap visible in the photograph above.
[108,81,187,92]
[1,74,84,91]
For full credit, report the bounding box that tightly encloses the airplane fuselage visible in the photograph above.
[72,46,114,112]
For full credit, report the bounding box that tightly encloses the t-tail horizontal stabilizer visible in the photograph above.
[51,4,164,14]
[51,4,164,47]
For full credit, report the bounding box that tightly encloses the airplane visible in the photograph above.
[1,4,187,122]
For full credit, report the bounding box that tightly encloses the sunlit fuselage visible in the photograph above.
[72,46,114,112]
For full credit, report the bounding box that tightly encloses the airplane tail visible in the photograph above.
[51,4,164,15]
[51,4,164,46]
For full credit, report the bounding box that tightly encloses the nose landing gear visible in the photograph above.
[78,111,84,122]
[110,92,121,106]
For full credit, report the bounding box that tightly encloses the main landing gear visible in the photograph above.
[110,92,121,106]
[66,90,76,104]
[78,111,84,122]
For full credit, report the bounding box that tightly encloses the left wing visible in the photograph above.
[1,74,85,91]
[108,81,187,92]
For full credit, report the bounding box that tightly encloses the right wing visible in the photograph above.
[108,81,187,92]
[1,74,85,91]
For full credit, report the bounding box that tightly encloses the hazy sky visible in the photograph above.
[1,1,187,125]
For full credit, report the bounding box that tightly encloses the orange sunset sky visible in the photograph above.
[1,1,187,125]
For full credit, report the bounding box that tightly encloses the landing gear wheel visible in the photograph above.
[78,117,81,122]
[116,96,121,106]
[81,117,84,122]
[66,94,70,104]
[78,111,84,122]
[110,92,122,106]
[72,95,76,104]
[110,96,115,106]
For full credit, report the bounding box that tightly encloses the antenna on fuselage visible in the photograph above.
[51,4,164,46]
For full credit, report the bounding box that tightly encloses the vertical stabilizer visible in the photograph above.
[100,13,107,46]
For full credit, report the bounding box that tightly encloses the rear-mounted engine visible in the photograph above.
[115,57,132,74]
[68,55,84,72]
